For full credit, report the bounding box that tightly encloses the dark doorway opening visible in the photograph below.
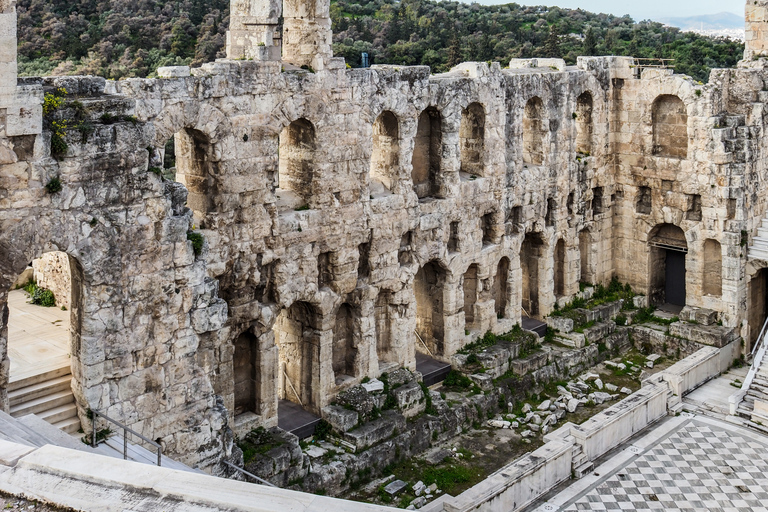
[665,250,687,306]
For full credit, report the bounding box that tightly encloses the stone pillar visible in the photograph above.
[746,0,768,60]
[226,0,283,61]
[282,0,333,70]
[0,0,16,108]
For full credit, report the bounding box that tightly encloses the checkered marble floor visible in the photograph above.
[563,420,768,511]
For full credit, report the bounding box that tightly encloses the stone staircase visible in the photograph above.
[736,361,768,418]
[748,216,768,261]
[8,365,80,434]
[0,409,200,473]
[568,437,593,478]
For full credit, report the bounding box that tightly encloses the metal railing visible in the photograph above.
[224,461,277,487]
[90,409,163,466]
[729,316,768,414]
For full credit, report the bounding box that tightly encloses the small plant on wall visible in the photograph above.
[45,176,62,194]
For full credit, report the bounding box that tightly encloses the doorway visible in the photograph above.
[664,250,687,306]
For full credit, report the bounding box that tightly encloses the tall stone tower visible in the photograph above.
[746,0,768,59]
[227,0,333,71]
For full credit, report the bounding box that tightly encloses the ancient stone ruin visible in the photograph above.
[3,0,768,479]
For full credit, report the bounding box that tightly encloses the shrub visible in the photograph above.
[30,285,56,307]
[187,231,204,256]
[443,370,472,389]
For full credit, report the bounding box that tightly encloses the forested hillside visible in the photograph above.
[17,0,744,82]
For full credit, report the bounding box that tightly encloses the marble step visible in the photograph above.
[10,389,76,417]
[9,374,72,408]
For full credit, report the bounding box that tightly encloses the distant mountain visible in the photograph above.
[657,12,744,31]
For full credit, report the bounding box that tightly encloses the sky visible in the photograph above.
[473,0,744,21]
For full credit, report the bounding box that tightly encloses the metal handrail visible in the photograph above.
[753,316,768,357]
[738,316,768,394]
[90,409,163,466]
[224,461,277,487]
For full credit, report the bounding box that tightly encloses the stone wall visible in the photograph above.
[32,252,71,309]
[1,0,768,472]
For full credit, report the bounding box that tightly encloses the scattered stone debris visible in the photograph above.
[384,480,407,496]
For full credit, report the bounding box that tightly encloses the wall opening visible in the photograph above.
[371,111,400,195]
[545,198,556,227]
[592,187,604,215]
[636,186,652,214]
[652,95,688,159]
[275,301,319,413]
[318,251,333,289]
[175,128,216,222]
[5,252,83,433]
[508,206,522,234]
[463,264,479,332]
[333,303,357,384]
[233,331,260,416]
[575,92,593,155]
[521,233,545,318]
[358,241,371,280]
[278,118,316,209]
[579,229,593,285]
[412,107,442,199]
[554,239,566,298]
[523,97,546,165]
[482,212,495,246]
[399,231,413,266]
[686,194,702,221]
[703,239,722,297]
[648,224,688,307]
[493,257,510,319]
[414,261,446,355]
[459,102,485,177]
[448,222,460,253]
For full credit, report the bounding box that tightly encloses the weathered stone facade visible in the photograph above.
[2,0,768,471]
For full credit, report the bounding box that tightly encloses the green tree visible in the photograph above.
[583,26,597,56]
[544,24,561,58]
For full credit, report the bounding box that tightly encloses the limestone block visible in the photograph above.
[157,66,191,78]
[667,322,738,348]
[392,380,425,417]
[322,405,358,432]
[190,299,228,334]
[343,411,406,450]
[547,316,573,334]
[678,306,718,326]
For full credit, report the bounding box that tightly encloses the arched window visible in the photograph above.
[234,331,259,416]
[412,107,442,198]
[703,239,722,297]
[278,118,316,208]
[579,230,593,285]
[575,92,593,155]
[333,303,357,382]
[371,111,400,194]
[275,301,320,413]
[175,128,215,220]
[414,261,446,355]
[463,264,479,331]
[652,95,688,159]
[554,239,566,298]
[521,233,545,317]
[459,103,485,177]
[494,257,510,319]
[523,97,546,165]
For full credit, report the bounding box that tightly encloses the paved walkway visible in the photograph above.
[7,289,70,383]
[531,368,768,512]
